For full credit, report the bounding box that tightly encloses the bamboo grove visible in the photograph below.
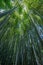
[0,0,43,65]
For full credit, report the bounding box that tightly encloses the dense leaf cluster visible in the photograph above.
[0,0,43,65]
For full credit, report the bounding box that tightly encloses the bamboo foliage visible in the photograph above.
[0,0,43,65]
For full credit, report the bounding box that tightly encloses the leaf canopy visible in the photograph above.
[0,0,43,65]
